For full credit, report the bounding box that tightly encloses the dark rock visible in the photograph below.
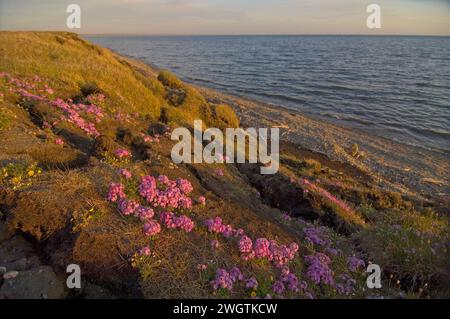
[0,223,15,243]
[81,282,117,299]
[238,163,318,220]
[0,235,34,264]
[2,255,41,271]
[0,266,66,299]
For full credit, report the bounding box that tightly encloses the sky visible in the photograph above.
[0,0,449,35]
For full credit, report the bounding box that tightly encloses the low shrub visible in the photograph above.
[80,82,101,97]
[157,70,184,89]
[303,159,322,174]
[213,104,240,129]
[29,143,87,169]
[355,209,449,290]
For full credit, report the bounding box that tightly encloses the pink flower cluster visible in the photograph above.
[272,281,285,294]
[139,175,193,210]
[107,183,126,202]
[159,211,195,232]
[254,238,271,258]
[204,217,244,238]
[211,267,244,291]
[114,112,132,123]
[51,98,102,137]
[86,93,105,104]
[197,264,208,271]
[304,253,334,285]
[299,178,358,220]
[246,277,258,289]
[111,193,155,222]
[136,206,155,221]
[139,175,157,202]
[115,148,131,159]
[214,169,224,177]
[177,178,194,194]
[211,269,234,290]
[347,256,365,272]
[205,216,298,267]
[240,237,299,268]
[55,138,64,146]
[238,236,253,253]
[71,102,104,123]
[141,133,160,143]
[303,226,331,247]
[198,196,206,206]
[143,220,161,236]
[107,181,163,238]
[0,72,104,138]
[139,246,151,256]
[118,199,140,216]
[279,267,303,292]
[336,274,357,296]
[119,168,132,179]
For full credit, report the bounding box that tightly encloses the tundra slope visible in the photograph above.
[0,32,448,299]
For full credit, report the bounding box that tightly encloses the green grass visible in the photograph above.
[355,208,449,290]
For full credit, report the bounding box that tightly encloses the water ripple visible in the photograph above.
[86,35,450,153]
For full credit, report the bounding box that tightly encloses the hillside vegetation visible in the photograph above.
[0,32,448,299]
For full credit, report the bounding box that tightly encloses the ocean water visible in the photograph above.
[85,35,450,154]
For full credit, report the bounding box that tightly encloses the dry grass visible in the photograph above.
[29,143,87,169]
[0,31,165,119]
[156,70,239,129]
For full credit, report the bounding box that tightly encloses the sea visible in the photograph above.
[85,35,450,154]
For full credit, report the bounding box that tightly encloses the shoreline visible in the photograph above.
[200,86,450,197]
[115,52,450,203]
[118,51,449,156]
[201,85,450,156]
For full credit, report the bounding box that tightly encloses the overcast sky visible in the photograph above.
[1,0,449,35]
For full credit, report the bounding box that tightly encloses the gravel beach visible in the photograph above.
[199,86,450,205]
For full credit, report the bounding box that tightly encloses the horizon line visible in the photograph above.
[1,29,449,37]
[82,33,450,37]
